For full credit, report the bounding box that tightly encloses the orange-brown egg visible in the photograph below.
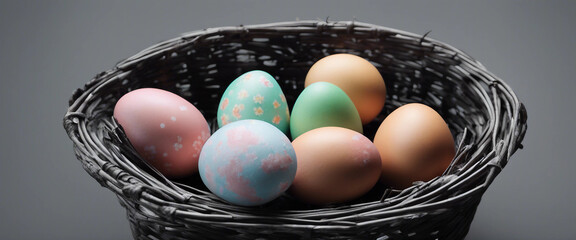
[290,127,382,205]
[373,103,455,189]
[304,53,386,125]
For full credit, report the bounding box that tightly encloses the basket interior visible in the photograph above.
[89,21,496,204]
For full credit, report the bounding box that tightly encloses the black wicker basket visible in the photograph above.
[63,20,527,240]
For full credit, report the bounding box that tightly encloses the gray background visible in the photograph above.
[1,1,574,239]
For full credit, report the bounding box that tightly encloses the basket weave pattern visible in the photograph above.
[63,20,527,240]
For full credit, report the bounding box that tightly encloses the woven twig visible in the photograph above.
[63,20,527,240]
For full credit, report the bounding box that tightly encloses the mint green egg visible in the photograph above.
[290,82,363,139]
[217,70,290,135]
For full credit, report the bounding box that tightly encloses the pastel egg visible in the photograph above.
[290,127,382,205]
[217,70,290,135]
[198,119,297,206]
[290,82,363,139]
[113,88,211,178]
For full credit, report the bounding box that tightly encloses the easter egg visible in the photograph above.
[113,88,211,178]
[198,119,297,206]
[290,127,382,205]
[373,103,456,189]
[217,70,290,135]
[290,82,363,139]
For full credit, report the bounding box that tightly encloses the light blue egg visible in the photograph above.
[198,119,297,206]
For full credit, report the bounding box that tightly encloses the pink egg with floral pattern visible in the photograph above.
[113,88,210,178]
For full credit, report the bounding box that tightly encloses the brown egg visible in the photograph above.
[305,53,386,125]
[373,103,455,189]
[290,127,382,205]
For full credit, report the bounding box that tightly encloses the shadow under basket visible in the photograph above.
[63,20,527,240]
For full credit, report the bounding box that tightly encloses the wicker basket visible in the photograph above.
[63,20,527,240]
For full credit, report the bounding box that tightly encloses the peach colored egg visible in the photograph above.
[114,88,210,178]
[290,127,381,205]
[373,103,455,189]
[304,53,386,125]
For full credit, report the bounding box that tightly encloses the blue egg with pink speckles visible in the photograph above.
[198,119,297,206]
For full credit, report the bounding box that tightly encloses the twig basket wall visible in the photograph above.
[63,20,527,240]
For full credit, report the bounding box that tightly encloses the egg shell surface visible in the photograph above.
[113,88,211,178]
[373,103,456,189]
[217,70,290,135]
[290,127,382,205]
[305,53,386,124]
[198,119,297,206]
[290,82,363,139]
